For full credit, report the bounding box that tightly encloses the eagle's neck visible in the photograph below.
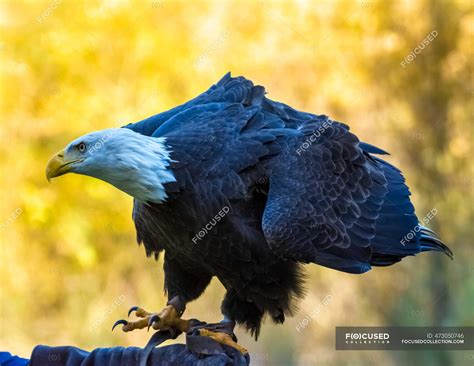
[86,131,176,203]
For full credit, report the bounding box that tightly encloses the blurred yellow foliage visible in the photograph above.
[0,1,472,365]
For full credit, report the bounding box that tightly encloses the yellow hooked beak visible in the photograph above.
[45,149,81,182]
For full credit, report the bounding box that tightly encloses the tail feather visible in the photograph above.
[419,226,453,259]
[367,156,453,266]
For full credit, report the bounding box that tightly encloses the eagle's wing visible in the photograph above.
[157,101,288,207]
[262,120,425,273]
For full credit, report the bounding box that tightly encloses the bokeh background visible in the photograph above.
[0,0,472,365]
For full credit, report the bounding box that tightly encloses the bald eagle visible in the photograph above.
[46,73,452,350]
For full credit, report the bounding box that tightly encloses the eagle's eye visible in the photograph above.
[78,142,86,152]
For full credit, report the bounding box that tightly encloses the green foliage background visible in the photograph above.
[0,1,472,365]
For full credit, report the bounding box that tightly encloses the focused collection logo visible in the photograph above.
[344,331,390,344]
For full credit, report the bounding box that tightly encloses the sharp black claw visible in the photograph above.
[147,314,160,331]
[128,306,139,317]
[112,319,128,331]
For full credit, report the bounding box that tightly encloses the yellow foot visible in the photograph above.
[112,305,190,333]
[199,328,248,355]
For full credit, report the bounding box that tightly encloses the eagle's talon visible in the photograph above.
[127,306,139,317]
[147,314,161,331]
[112,319,128,332]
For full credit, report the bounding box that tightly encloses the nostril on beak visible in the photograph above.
[58,153,64,158]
